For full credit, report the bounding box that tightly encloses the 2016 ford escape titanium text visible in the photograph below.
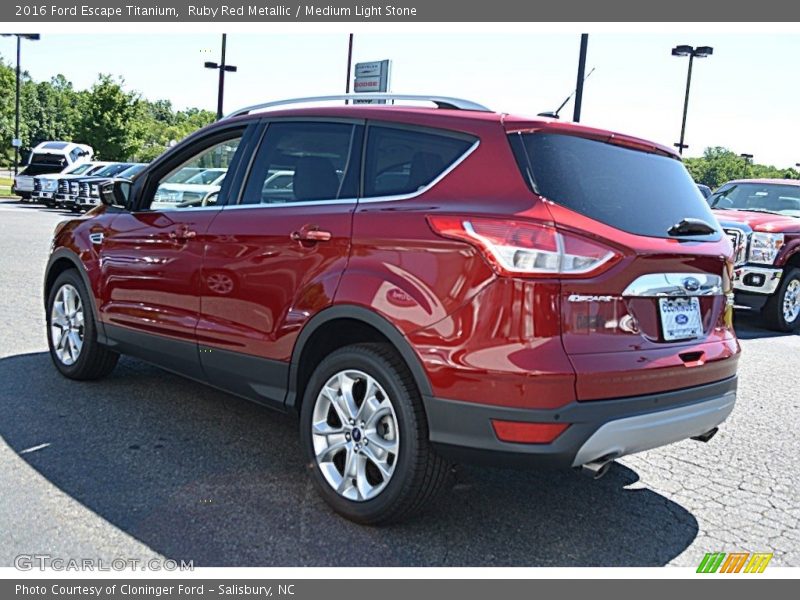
[44,94,740,524]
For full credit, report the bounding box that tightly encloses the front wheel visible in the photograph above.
[300,343,450,525]
[46,269,119,379]
[763,268,800,332]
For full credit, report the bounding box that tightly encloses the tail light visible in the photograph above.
[427,216,620,278]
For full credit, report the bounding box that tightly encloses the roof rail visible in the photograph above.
[225,94,491,118]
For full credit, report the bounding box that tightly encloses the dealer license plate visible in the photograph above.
[659,297,702,341]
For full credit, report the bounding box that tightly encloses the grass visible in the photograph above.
[0,176,16,197]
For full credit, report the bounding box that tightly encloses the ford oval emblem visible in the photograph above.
[682,277,701,292]
[676,314,689,325]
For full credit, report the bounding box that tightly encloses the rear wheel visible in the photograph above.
[47,269,119,379]
[300,343,450,525]
[763,268,800,332]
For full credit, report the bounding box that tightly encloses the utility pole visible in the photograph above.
[573,34,588,123]
[345,34,354,104]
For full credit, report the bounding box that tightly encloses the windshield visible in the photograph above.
[93,163,133,177]
[510,132,721,239]
[710,183,800,218]
[118,164,146,178]
[64,162,93,175]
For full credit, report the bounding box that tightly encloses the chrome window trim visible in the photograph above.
[358,139,480,204]
[622,273,724,297]
[136,204,224,214]
[222,198,358,210]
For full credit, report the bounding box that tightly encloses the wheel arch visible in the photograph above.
[44,249,106,341]
[784,251,800,271]
[286,305,433,413]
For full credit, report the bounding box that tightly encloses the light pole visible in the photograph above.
[740,153,753,179]
[573,34,589,123]
[345,33,354,104]
[671,44,713,155]
[204,33,237,120]
[1,33,40,176]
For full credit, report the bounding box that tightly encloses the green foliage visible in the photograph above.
[0,54,215,165]
[684,147,799,189]
[75,74,143,160]
[133,105,215,162]
[0,56,17,165]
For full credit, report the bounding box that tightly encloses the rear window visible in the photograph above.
[28,153,68,167]
[510,132,721,239]
[364,126,475,198]
[21,153,68,175]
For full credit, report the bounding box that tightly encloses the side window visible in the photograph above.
[69,148,83,162]
[364,126,475,198]
[148,135,242,211]
[241,122,358,205]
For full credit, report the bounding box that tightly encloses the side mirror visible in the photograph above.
[99,179,132,209]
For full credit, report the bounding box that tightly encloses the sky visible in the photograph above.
[1,32,798,168]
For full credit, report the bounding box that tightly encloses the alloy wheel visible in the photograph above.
[311,369,399,502]
[783,278,800,323]
[50,283,85,366]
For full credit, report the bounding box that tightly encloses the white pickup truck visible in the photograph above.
[13,141,94,200]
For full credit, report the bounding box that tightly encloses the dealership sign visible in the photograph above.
[353,60,391,103]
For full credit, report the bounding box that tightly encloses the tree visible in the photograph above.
[684,147,798,189]
[133,105,215,162]
[0,56,16,165]
[0,54,215,167]
[76,74,143,160]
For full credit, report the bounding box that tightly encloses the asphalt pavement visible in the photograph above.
[0,199,798,567]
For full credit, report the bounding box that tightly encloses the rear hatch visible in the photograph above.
[508,126,739,400]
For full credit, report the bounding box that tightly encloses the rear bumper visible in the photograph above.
[424,376,737,469]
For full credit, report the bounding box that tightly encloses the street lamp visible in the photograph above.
[204,33,237,120]
[740,153,753,178]
[671,44,713,155]
[1,33,40,176]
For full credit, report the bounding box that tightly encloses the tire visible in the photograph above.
[46,269,119,380]
[763,268,800,332]
[300,343,451,525]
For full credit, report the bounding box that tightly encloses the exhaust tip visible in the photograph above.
[691,427,718,443]
[579,459,614,480]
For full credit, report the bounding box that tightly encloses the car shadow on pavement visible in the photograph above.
[733,311,799,340]
[0,352,699,567]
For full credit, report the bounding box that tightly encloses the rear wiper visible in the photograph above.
[667,217,717,236]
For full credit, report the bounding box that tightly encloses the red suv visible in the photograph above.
[44,94,740,524]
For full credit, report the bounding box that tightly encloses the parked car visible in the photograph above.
[165,166,206,183]
[151,167,228,208]
[56,162,138,211]
[14,141,93,200]
[35,162,110,207]
[76,163,147,211]
[44,94,739,524]
[697,183,712,200]
[710,179,800,331]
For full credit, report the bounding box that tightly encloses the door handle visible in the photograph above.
[290,227,332,243]
[169,228,197,241]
